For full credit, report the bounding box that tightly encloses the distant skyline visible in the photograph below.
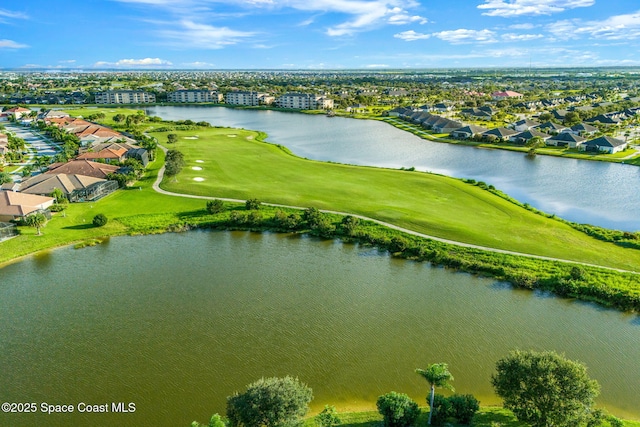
[1,0,640,70]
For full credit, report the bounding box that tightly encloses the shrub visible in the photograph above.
[245,198,261,210]
[206,199,225,214]
[92,214,108,227]
[430,394,453,426]
[448,394,479,424]
[376,391,420,427]
[315,405,341,427]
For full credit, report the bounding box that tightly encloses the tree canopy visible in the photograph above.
[226,376,312,427]
[491,350,600,427]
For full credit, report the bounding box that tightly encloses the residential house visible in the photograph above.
[546,132,586,148]
[0,190,55,222]
[579,136,628,154]
[461,108,492,120]
[585,114,621,125]
[569,123,598,137]
[536,121,569,135]
[387,106,413,117]
[551,109,568,121]
[509,129,552,145]
[432,118,463,133]
[482,127,518,141]
[513,119,541,132]
[4,106,32,120]
[491,91,523,100]
[77,143,129,163]
[450,125,488,139]
[47,160,121,179]
[12,173,118,202]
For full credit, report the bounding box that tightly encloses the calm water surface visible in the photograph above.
[1,231,639,426]
[147,106,640,231]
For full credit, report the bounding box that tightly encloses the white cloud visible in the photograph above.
[0,39,28,49]
[115,0,428,37]
[159,20,256,48]
[0,8,28,21]
[394,30,430,41]
[432,29,497,44]
[548,11,640,40]
[478,0,594,17]
[94,58,173,67]
[501,33,544,41]
[364,63,389,68]
[509,23,536,29]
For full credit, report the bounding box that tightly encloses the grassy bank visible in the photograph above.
[299,407,640,426]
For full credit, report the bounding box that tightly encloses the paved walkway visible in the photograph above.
[151,145,638,275]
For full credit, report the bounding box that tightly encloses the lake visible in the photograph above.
[146,106,640,231]
[1,231,639,426]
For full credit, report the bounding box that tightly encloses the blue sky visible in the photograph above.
[1,0,639,69]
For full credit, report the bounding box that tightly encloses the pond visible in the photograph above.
[1,231,639,426]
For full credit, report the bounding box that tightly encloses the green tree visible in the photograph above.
[192,413,226,427]
[376,391,420,427]
[165,149,185,180]
[92,213,108,227]
[416,363,455,425]
[167,133,178,144]
[113,113,126,123]
[206,199,225,214]
[226,376,312,427]
[315,405,340,427]
[0,171,12,184]
[564,111,581,126]
[26,212,47,235]
[491,350,600,427]
[245,198,261,210]
[51,188,68,204]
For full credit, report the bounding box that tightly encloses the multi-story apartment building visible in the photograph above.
[224,91,272,106]
[167,90,222,103]
[94,90,156,104]
[276,93,334,110]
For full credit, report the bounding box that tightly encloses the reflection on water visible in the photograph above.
[1,231,639,426]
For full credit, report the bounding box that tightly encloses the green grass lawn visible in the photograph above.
[300,406,636,426]
[152,127,640,272]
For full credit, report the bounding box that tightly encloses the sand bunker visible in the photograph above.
[227,134,237,137]
[183,136,199,140]
[193,177,205,182]
[195,160,204,163]
[192,166,202,171]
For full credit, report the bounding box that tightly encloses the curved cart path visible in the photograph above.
[152,145,639,275]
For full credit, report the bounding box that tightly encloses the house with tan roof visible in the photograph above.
[4,106,32,119]
[77,145,129,163]
[0,190,55,221]
[10,173,118,202]
[47,160,121,179]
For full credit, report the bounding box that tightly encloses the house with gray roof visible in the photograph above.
[546,132,586,148]
[509,129,552,145]
[536,121,569,135]
[450,125,488,139]
[482,127,518,141]
[579,136,628,154]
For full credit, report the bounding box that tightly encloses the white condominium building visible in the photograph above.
[94,90,156,104]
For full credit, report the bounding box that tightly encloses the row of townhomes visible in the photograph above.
[393,107,631,154]
[0,109,150,233]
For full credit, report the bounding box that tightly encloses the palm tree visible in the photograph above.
[26,213,46,236]
[416,363,455,425]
